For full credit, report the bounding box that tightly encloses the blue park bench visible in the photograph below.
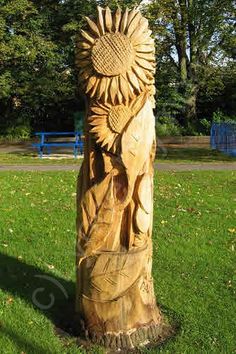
[210,123,236,157]
[32,132,84,158]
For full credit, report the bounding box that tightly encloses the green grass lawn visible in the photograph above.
[0,152,80,165]
[0,171,235,353]
[0,147,235,165]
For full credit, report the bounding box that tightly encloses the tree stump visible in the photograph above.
[75,6,163,350]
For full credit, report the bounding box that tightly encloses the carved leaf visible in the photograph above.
[83,175,115,257]
[135,207,150,234]
[121,99,155,180]
[137,174,152,214]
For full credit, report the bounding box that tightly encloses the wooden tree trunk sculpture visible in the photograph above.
[75,6,163,350]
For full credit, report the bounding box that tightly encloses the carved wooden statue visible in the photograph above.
[75,6,162,350]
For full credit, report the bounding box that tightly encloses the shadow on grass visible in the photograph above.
[0,252,76,334]
[1,326,50,354]
[0,252,180,352]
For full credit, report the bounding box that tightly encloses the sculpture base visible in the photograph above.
[54,303,175,352]
[77,320,174,351]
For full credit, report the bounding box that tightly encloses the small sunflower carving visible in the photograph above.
[75,6,155,105]
[88,93,148,153]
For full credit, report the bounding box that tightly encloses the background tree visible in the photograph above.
[145,0,235,132]
[0,0,97,137]
[0,0,235,138]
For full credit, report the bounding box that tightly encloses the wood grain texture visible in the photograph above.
[76,6,162,350]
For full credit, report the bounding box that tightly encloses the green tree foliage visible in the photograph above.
[144,0,235,132]
[0,0,98,136]
[0,0,235,138]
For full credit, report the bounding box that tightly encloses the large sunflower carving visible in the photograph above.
[75,6,156,105]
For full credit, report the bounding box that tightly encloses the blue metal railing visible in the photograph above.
[210,123,236,157]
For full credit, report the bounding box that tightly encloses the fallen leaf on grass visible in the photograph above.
[47,264,55,270]
[228,228,236,234]
[6,297,13,305]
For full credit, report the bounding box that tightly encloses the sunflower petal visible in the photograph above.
[135,57,155,71]
[136,52,155,61]
[80,30,95,44]
[126,12,142,37]
[85,17,101,37]
[97,6,105,35]
[128,81,135,99]
[130,19,150,42]
[90,126,102,133]
[132,65,150,84]
[76,58,90,68]
[117,89,123,105]
[96,130,110,144]
[90,78,100,98]
[97,102,110,111]
[130,92,148,116]
[127,8,138,26]
[132,33,151,47]
[135,44,154,53]
[76,41,91,50]
[105,7,112,32]
[109,76,118,105]
[127,70,140,92]
[102,134,115,149]
[120,8,129,33]
[77,50,90,59]
[86,76,97,93]
[91,106,106,115]
[89,118,105,127]
[119,75,129,102]
[103,77,111,103]
[114,7,122,32]
[97,77,107,99]
[88,115,106,123]
[79,67,93,80]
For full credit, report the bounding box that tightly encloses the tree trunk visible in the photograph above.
[75,6,165,350]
